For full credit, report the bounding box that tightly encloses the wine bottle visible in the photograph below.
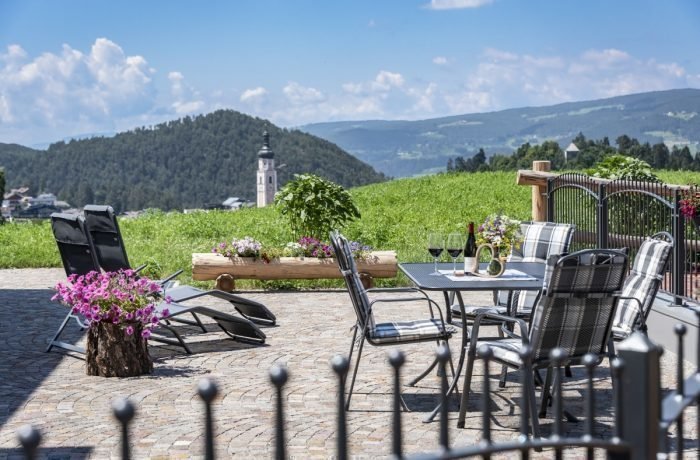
[464,222,477,273]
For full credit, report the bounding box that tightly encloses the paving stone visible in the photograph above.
[0,268,696,458]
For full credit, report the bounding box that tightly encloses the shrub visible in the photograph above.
[586,155,659,182]
[274,173,360,240]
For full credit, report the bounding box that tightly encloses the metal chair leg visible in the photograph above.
[456,349,477,428]
[345,336,366,410]
[407,356,439,387]
[528,369,542,440]
[539,367,553,418]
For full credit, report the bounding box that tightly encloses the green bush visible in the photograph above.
[274,173,360,240]
[586,155,659,182]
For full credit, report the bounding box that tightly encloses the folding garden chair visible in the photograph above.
[83,205,276,326]
[608,231,673,356]
[456,248,628,437]
[48,213,266,354]
[330,230,457,410]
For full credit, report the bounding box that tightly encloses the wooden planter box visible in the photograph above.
[192,251,398,290]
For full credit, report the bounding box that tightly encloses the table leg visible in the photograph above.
[423,290,468,423]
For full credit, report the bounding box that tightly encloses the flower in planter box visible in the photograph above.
[298,236,334,258]
[52,269,168,338]
[212,236,263,258]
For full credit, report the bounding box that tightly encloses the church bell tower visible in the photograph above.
[256,131,277,207]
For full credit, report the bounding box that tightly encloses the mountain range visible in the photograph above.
[0,110,386,212]
[301,88,700,177]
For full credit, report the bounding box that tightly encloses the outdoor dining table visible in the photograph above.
[399,261,545,423]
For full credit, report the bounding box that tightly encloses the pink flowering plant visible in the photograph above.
[476,214,523,254]
[679,187,700,219]
[297,236,334,258]
[52,269,168,338]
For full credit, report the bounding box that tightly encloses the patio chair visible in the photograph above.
[450,221,576,324]
[456,248,628,437]
[330,230,457,410]
[82,205,276,326]
[47,213,266,354]
[608,231,673,356]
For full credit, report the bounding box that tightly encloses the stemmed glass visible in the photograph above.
[427,232,445,276]
[446,233,465,275]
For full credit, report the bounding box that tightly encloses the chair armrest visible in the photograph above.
[369,295,447,325]
[159,269,184,286]
[616,295,647,329]
[469,312,530,354]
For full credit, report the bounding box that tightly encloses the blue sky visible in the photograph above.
[1,0,699,146]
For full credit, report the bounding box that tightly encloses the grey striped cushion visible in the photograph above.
[451,304,508,318]
[487,338,524,366]
[612,237,672,336]
[369,319,457,344]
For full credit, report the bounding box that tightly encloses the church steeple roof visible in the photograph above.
[257,131,274,159]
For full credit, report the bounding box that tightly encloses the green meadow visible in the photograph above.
[1,170,697,288]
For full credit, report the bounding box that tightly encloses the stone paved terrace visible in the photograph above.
[0,268,696,459]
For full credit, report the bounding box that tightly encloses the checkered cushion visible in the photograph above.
[499,222,575,316]
[486,338,524,366]
[451,303,507,318]
[369,319,457,344]
[528,250,627,363]
[612,237,672,337]
[511,222,575,263]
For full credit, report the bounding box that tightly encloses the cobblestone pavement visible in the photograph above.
[0,269,696,459]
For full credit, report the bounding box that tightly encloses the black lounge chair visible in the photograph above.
[48,213,266,355]
[82,205,276,326]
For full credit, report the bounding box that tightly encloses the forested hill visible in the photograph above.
[301,88,700,177]
[0,110,386,211]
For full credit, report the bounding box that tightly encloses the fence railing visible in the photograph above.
[518,166,700,303]
[17,316,700,459]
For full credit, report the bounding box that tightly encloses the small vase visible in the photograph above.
[86,322,153,377]
[473,244,506,277]
[487,250,502,276]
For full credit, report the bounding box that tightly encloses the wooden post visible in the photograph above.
[531,161,550,222]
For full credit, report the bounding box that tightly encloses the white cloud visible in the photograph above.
[425,0,493,10]
[433,56,449,66]
[372,70,405,91]
[168,71,204,115]
[283,82,325,105]
[0,38,160,144]
[240,86,267,102]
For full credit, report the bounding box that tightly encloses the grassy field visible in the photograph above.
[1,169,698,288]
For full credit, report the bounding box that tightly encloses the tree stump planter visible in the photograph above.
[86,322,153,377]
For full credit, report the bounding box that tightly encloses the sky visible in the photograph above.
[1,0,699,147]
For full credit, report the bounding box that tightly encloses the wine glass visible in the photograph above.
[427,232,444,276]
[446,233,465,275]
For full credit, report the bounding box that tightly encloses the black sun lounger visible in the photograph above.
[48,213,265,354]
[83,205,276,326]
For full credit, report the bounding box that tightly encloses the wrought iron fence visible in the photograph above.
[16,316,700,459]
[547,174,700,303]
